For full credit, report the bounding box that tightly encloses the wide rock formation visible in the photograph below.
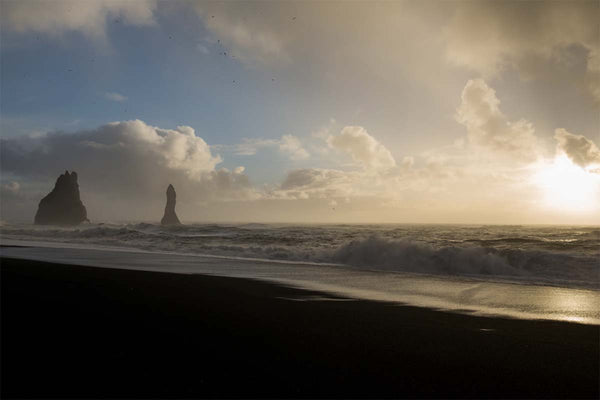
[34,171,88,225]
[161,184,181,225]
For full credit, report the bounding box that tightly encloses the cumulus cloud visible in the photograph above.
[327,126,396,171]
[226,134,309,160]
[456,79,539,160]
[268,80,599,222]
[272,81,561,212]
[270,125,400,201]
[274,135,415,202]
[2,0,157,41]
[281,168,349,191]
[104,92,127,102]
[0,119,255,221]
[1,119,225,180]
[279,134,309,160]
[273,124,462,203]
[554,128,600,170]
[273,168,361,201]
[444,1,600,100]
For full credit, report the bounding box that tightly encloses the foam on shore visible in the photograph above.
[2,239,599,325]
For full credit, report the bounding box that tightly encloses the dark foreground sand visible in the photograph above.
[1,257,598,398]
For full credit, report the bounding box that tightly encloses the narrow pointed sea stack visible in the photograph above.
[34,170,88,225]
[161,184,181,225]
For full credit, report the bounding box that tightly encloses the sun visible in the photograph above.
[533,154,600,213]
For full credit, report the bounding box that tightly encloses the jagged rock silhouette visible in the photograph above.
[34,170,88,225]
[161,184,181,225]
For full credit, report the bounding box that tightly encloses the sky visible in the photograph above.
[1,0,599,224]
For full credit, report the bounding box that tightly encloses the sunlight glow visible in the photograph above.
[533,154,600,213]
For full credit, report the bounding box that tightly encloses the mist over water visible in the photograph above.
[2,223,598,290]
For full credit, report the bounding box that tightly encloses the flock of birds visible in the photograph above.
[18,13,297,116]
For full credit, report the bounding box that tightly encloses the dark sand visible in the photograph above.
[1,257,598,398]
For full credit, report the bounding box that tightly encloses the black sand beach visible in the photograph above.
[1,257,598,398]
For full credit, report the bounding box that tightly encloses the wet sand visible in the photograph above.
[1,257,598,398]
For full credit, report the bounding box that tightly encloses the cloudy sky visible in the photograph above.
[1,0,599,224]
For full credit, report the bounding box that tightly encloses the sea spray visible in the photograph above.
[1,222,598,289]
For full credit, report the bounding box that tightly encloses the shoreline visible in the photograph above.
[2,237,598,293]
[2,239,597,292]
[2,256,598,398]
[2,241,599,325]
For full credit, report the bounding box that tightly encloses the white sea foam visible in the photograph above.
[1,241,599,325]
[1,222,598,289]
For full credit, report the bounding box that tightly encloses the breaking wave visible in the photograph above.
[1,223,598,289]
[329,236,597,288]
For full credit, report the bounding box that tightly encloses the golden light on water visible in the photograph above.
[544,288,600,324]
[533,155,600,213]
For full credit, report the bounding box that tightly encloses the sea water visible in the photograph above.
[1,223,599,323]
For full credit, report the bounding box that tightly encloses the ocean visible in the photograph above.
[1,223,599,323]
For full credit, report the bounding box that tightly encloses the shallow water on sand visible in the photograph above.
[2,240,599,324]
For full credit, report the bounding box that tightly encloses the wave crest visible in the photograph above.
[331,236,522,277]
[1,223,598,288]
